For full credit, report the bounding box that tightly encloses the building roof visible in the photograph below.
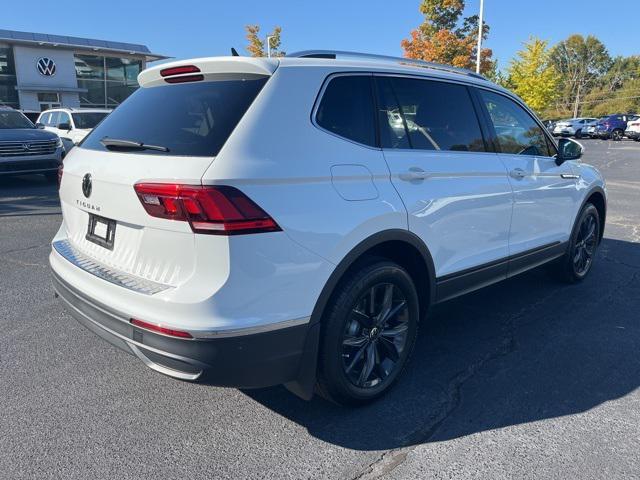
[0,29,168,62]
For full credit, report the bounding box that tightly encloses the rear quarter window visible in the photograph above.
[81,76,268,156]
[315,75,376,147]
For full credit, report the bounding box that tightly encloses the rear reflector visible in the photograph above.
[160,65,201,77]
[133,183,281,235]
[130,318,193,339]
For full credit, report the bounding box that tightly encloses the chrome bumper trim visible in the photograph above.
[52,239,172,295]
[190,315,311,339]
[128,343,202,381]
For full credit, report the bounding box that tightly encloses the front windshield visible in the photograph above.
[72,112,109,129]
[0,110,34,129]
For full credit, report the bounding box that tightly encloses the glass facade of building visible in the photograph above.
[0,46,19,108]
[75,54,142,108]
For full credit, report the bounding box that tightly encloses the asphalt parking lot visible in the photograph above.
[1,139,639,480]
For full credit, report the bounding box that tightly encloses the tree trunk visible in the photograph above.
[573,85,581,118]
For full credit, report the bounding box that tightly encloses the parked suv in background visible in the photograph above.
[50,52,607,405]
[37,108,111,150]
[624,115,640,141]
[0,106,63,179]
[552,117,597,138]
[594,114,633,140]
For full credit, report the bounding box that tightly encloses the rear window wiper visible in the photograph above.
[100,137,170,152]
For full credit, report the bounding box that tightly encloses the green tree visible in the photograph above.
[581,56,640,116]
[401,0,494,74]
[550,34,611,117]
[506,37,558,114]
[245,25,285,57]
[600,55,640,91]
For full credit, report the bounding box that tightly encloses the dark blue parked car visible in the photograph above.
[595,114,634,140]
[0,107,64,179]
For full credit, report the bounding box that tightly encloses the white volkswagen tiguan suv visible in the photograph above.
[50,52,606,405]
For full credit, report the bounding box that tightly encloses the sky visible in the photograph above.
[3,0,638,69]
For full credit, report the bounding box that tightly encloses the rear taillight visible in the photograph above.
[57,163,63,188]
[130,318,193,339]
[133,183,281,235]
[160,65,201,77]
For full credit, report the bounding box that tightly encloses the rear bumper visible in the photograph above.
[52,271,310,388]
[625,130,639,139]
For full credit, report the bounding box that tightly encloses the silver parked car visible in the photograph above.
[553,117,598,138]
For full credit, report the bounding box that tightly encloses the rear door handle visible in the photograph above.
[509,168,526,180]
[399,167,431,181]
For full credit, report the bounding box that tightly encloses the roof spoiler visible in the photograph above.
[138,57,279,87]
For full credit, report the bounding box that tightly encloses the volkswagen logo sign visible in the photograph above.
[36,57,56,76]
[82,173,92,198]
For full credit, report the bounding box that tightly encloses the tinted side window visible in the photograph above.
[380,77,485,152]
[479,90,552,157]
[375,77,410,149]
[39,113,50,125]
[316,75,376,147]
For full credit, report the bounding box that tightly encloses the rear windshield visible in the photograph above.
[72,112,109,129]
[81,77,268,156]
[0,110,34,129]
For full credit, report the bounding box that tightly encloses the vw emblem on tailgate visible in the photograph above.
[36,57,56,76]
[82,173,92,198]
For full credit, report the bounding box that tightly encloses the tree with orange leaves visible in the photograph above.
[402,0,494,74]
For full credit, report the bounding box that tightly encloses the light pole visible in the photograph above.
[266,35,275,58]
[476,0,484,74]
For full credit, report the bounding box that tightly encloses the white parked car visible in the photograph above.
[625,115,640,141]
[37,108,111,148]
[553,117,598,138]
[50,51,607,405]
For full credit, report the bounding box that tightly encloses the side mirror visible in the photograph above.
[57,122,71,131]
[35,122,45,129]
[556,137,583,165]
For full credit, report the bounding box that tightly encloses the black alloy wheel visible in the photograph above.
[341,282,410,389]
[317,260,419,405]
[554,203,600,283]
[573,209,598,277]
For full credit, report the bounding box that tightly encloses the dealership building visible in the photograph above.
[0,29,167,112]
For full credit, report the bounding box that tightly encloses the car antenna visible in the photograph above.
[231,47,240,57]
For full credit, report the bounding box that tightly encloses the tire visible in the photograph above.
[575,129,582,139]
[316,259,419,406]
[554,203,600,283]
[611,129,623,141]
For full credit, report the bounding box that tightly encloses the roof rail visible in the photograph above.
[286,50,487,80]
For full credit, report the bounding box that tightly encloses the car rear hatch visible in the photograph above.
[57,57,278,289]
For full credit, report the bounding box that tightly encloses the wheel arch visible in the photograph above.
[315,230,436,323]
[584,187,607,243]
[284,229,437,400]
